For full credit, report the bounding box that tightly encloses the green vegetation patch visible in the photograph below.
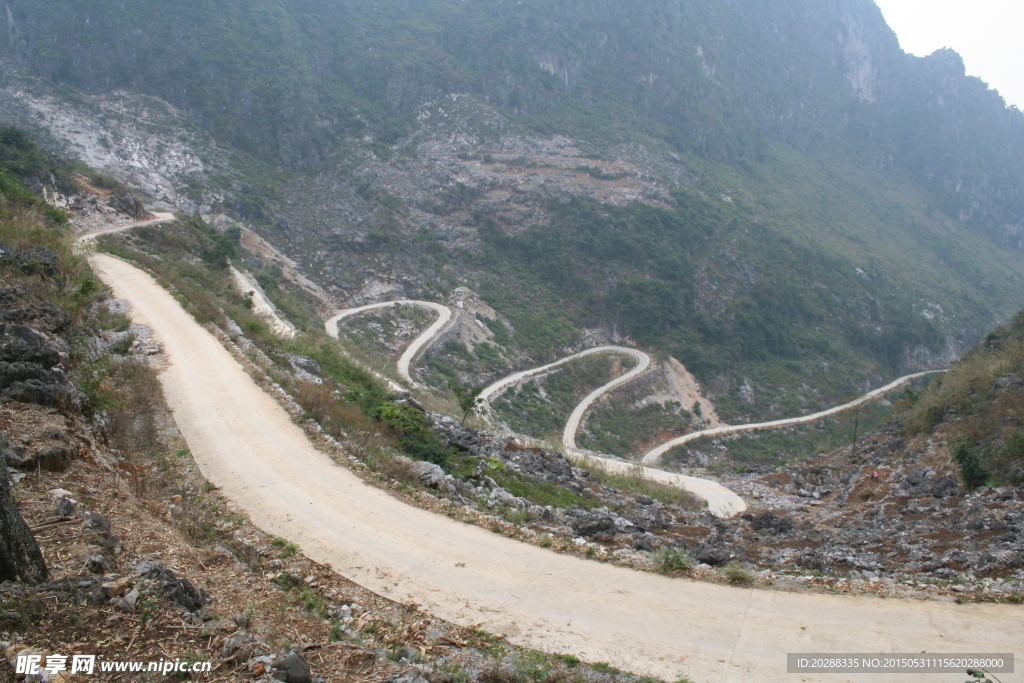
[493,353,637,439]
[586,463,702,509]
[903,312,1024,486]
[666,397,899,467]
[580,400,692,457]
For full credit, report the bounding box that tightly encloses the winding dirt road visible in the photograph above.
[478,345,649,404]
[75,210,176,244]
[325,301,451,386]
[327,305,745,515]
[641,370,945,465]
[90,252,1022,683]
[325,298,942,513]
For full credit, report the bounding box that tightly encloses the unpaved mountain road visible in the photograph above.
[84,222,740,514]
[325,300,451,386]
[74,210,175,243]
[327,304,746,516]
[91,252,1022,683]
[478,345,649,404]
[641,370,945,465]
[326,298,938,517]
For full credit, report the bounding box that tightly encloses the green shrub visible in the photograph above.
[655,547,693,573]
[298,587,326,615]
[1004,431,1024,458]
[722,562,754,584]
[271,535,300,557]
[951,437,990,489]
[271,572,300,590]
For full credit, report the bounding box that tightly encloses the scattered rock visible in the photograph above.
[391,668,429,683]
[79,552,113,575]
[35,444,76,471]
[49,496,78,517]
[135,560,209,612]
[751,511,793,533]
[116,588,139,612]
[108,188,147,219]
[84,511,112,534]
[0,245,58,277]
[287,354,322,377]
[99,575,128,595]
[568,508,616,537]
[694,545,732,566]
[488,487,526,510]
[0,323,76,408]
[271,649,312,683]
[993,375,1024,390]
[221,631,271,662]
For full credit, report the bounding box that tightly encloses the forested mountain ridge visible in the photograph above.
[3,0,1022,243]
[1,0,1023,427]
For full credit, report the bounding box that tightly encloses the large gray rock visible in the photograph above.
[0,286,71,335]
[409,460,446,488]
[568,508,616,537]
[694,544,732,566]
[108,189,147,219]
[751,511,793,533]
[271,650,311,683]
[0,324,75,409]
[0,324,60,366]
[0,245,58,278]
[488,488,526,510]
[287,354,322,377]
[993,375,1024,390]
[35,444,76,472]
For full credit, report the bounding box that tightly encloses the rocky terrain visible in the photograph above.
[407,412,1023,601]
[0,2,1021,675]
[194,268,1024,603]
[87,190,1024,605]
[0,169,681,682]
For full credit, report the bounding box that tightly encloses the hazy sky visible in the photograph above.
[872,0,1024,110]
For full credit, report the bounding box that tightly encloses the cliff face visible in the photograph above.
[2,0,1022,241]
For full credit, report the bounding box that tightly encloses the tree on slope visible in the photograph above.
[0,433,47,584]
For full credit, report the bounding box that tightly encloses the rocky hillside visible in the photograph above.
[903,311,1024,486]
[2,0,1024,429]
[5,0,1022,245]
[88,180,1023,605]
[0,130,691,683]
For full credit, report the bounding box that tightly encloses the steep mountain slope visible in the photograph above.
[5,0,1021,240]
[904,311,1024,486]
[2,0,1023,429]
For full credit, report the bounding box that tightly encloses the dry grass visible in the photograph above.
[105,357,163,457]
[906,335,1024,435]
[580,459,703,509]
[0,205,98,322]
